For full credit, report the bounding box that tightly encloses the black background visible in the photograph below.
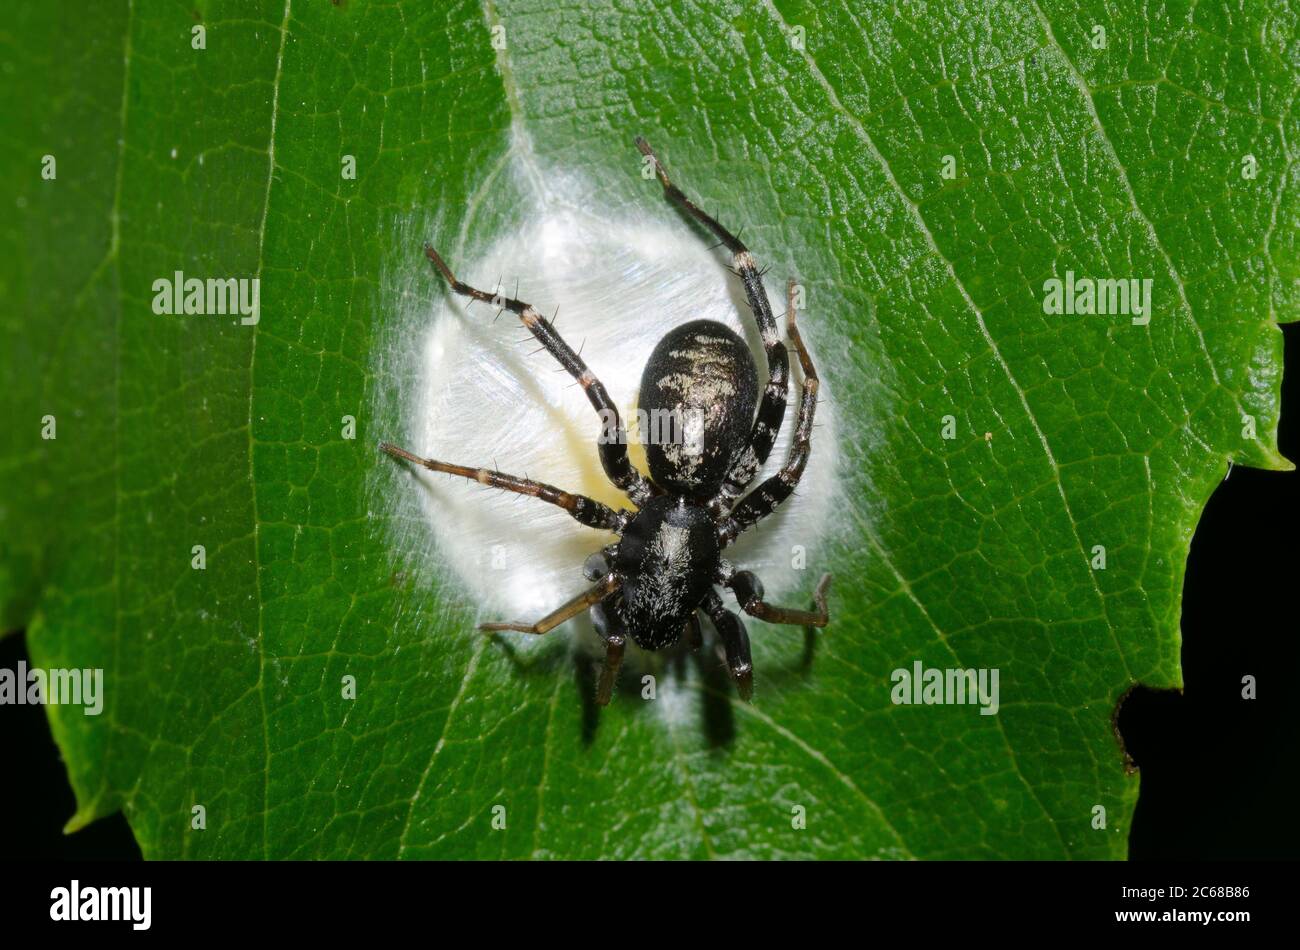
[3,325,1296,862]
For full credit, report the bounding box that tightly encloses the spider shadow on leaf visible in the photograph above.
[484,618,692,744]
[483,609,826,750]
[693,612,825,749]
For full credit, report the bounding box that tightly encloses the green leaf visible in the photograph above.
[2,0,1295,859]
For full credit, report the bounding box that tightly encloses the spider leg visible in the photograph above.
[598,634,626,707]
[635,137,788,501]
[718,281,819,544]
[685,613,703,652]
[423,245,655,507]
[590,597,627,707]
[728,570,832,628]
[701,590,754,701]
[479,574,622,634]
[380,442,629,532]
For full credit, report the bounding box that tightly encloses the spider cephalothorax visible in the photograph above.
[381,137,831,705]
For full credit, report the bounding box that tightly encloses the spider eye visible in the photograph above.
[583,551,610,580]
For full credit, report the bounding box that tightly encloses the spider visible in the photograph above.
[381,136,831,706]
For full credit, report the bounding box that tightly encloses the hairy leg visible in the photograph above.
[590,598,627,707]
[728,570,832,628]
[635,137,788,501]
[480,574,622,634]
[380,442,628,532]
[701,590,755,701]
[719,280,820,544]
[424,245,654,506]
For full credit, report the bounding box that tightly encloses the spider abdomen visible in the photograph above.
[640,319,757,499]
[613,496,720,650]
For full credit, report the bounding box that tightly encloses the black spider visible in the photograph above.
[381,136,831,705]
